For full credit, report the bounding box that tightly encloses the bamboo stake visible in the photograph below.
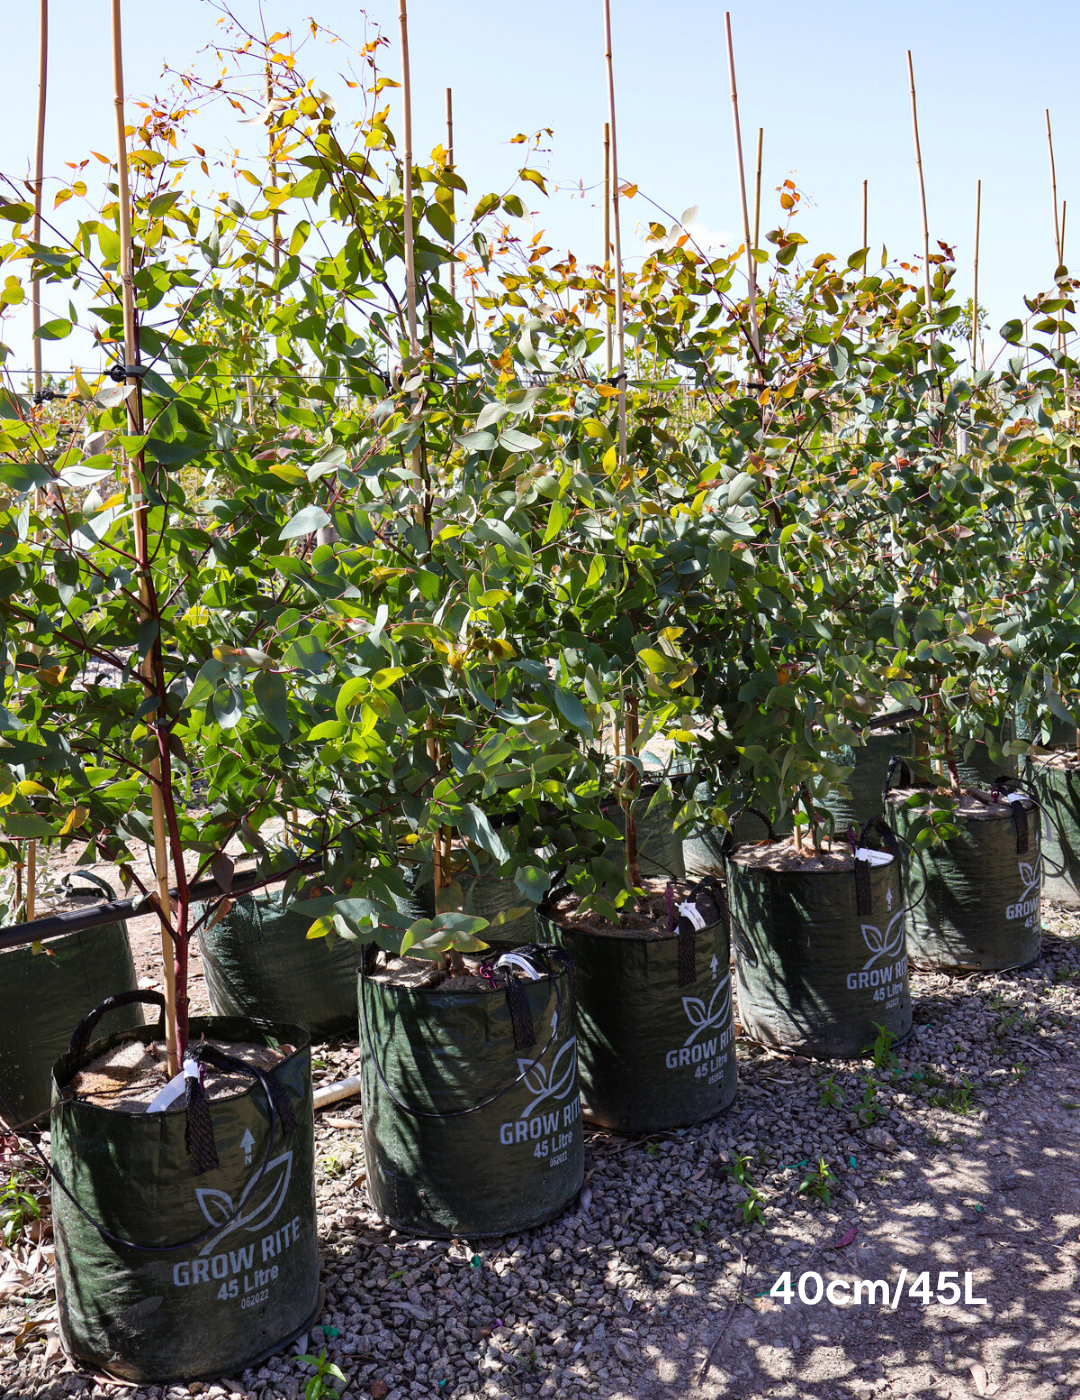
[725,13,760,364]
[267,65,279,286]
[31,1,47,375]
[445,87,455,304]
[752,126,763,254]
[397,0,424,528]
[972,179,981,373]
[906,51,933,321]
[603,121,612,376]
[112,0,178,1075]
[27,0,49,923]
[1047,110,1063,267]
[602,0,627,464]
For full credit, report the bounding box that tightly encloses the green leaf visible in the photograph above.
[254,669,290,739]
[458,803,510,865]
[279,504,331,540]
[213,684,244,729]
[550,686,592,736]
[499,428,542,453]
[514,865,550,903]
[35,318,72,340]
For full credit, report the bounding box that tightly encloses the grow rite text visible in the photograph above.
[846,955,908,993]
[500,1096,580,1147]
[171,1214,303,1292]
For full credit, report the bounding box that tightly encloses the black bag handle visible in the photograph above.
[881,755,914,816]
[67,990,166,1064]
[852,816,902,916]
[724,806,777,855]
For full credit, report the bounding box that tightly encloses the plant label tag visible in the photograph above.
[678,902,708,930]
[854,848,893,866]
[147,1066,193,1114]
[496,952,542,980]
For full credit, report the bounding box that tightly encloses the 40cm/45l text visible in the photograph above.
[770,1269,987,1308]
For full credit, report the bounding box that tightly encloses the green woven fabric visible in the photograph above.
[51,1017,318,1382]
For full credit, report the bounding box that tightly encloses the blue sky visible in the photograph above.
[2,0,1078,374]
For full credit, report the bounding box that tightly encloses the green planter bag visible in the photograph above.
[728,822,912,1058]
[1026,753,1080,907]
[198,889,360,1040]
[0,884,141,1127]
[50,993,319,1383]
[413,852,536,948]
[888,785,1041,972]
[820,728,916,834]
[603,782,685,880]
[545,880,737,1133]
[360,946,583,1237]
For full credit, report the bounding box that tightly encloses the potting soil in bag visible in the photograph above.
[1026,752,1080,906]
[50,993,319,1383]
[198,888,361,1039]
[888,786,1041,972]
[0,890,141,1127]
[359,946,582,1237]
[728,829,912,1058]
[545,878,737,1133]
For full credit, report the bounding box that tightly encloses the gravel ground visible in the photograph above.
[5,902,1080,1400]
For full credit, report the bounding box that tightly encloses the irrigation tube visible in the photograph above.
[0,858,322,952]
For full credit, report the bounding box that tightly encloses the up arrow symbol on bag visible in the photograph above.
[710,955,718,980]
[241,1129,255,1165]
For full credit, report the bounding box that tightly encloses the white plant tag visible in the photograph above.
[146,1059,198,1115]
[496,952,541,980]
[678,901,708,930]
[1003,792,1028,805]
[854,848,894,866]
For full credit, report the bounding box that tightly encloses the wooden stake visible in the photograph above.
[1046,115,1073,463]
[725,13,760,363]
[27,0,48,924]
[623,689,640,888]
[1047,110,1063,267]
[752,126,763,254]
[397,0,424,528]
[31,0,47,373]
[602,0,627,463]
[603,121,612,376]
[906,51,933,320]
[972,179,981,373]
[445,87,455,304]
[111,0,178,1074]
[267,65,279,287]
[862,179,868,255]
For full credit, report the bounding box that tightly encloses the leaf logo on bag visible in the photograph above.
[1018,857,1042,901]
[860,909,905,970]
[681,974,732,1048]
[518,1037,578,1120]
[195,1150,293,1255]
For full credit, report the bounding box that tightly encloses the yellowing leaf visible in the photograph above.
[59,806,89,835]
